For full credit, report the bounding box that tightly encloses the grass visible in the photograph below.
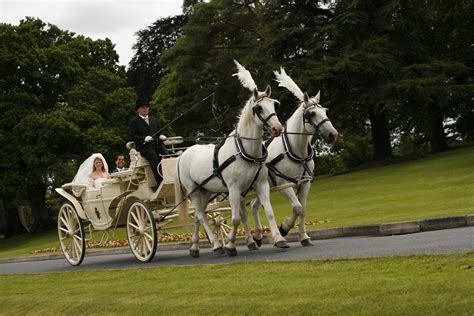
[0,252,473,314]
[0,146,472,259]
[298,146,473,229]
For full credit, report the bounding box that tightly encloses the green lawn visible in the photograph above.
[299,146,473,228]
[0,253,473,314]
[0,146,472,259]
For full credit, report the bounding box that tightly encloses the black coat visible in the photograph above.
[129,115,168,155]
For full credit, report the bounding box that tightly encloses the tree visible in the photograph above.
[157,0,269,137]
[0,18,134,235]
[315,0,403,160]
[391,0,474,152]
[127,15,187,100]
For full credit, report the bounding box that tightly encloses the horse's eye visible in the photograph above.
[274,101,280,108]
[255,105,263,113]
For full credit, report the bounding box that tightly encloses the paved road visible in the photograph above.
[1,226,472,275]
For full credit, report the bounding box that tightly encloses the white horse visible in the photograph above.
[250,68,338,247]
[175,60,288,257]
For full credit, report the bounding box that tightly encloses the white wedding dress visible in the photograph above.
[92,177,109,188]
[72,153,110,188]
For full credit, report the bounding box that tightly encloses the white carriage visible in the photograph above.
[54,61,322,266]
[55,137,196,265]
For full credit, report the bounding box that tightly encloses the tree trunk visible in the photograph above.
[368,106,393,160]
[429,108,449,153]
[0,198,27,237]
[26,183,48,233]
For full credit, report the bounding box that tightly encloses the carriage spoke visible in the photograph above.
[127,201,156,262]
[133,236,141,251]
[131,211,140,226]
[71,239,78,260]
[60,216,69,229]
[144,236,152,254]
[139,237,145,255]
[144,232,154,243]
[139,208,146,226]
[129,222,139,230]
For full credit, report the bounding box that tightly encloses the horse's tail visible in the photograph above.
[175,156,190,229]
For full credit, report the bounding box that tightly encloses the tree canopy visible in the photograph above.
[1,0,472,236]
[0,18,135,235]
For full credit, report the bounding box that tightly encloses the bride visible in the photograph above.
[72,153,110,188]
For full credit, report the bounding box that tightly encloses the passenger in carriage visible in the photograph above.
[110,154,128,173]
[72,153,110,188]
[128,98,168,187]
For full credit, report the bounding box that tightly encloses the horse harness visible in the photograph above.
[188,96,276,198]
[266,128,314,187]
[303,104,330,131]
[266,104,330,187]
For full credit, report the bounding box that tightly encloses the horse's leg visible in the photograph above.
[223,188,241,256]
[189,208,201,258]
[278,186,303,237]
[240,199,258,250]
[250,197,264,247]
[256,180,289,248]
[196,191,225,255]
[189,193,202,258]
[297,181,313,246]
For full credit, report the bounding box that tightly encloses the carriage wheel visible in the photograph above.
[127,201,157,262]
[58,203,86,266]
[208,211,232,246]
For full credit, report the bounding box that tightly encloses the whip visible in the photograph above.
[146,93,216,142]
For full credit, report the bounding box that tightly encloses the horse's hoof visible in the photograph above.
[253,237,262,247]
[213,247,224,255]
[189,249,200,258]
[247,242,258,251]
[279,225,289,237]
[301,238,314,247]
[224,247,237,257]
[274,240,290,249]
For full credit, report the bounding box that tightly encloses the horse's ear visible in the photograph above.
[303,92,310,106]
[253,88,259,100]
[315,90,321,104]
[265,84,271,97]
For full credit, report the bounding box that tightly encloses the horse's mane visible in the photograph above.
[237,96,255,132]
[286,103,305,132]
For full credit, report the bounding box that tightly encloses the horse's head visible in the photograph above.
[251,85,282,137]
[274,67,338,144]
[302,91,338,144]
[233,60,282,137]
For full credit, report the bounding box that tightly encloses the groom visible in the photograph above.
[129,98,168,187]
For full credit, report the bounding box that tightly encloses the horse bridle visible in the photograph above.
[303,104,330,133]
[252,96,278,129]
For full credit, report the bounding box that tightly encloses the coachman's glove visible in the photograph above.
[159,135,167,141]
[144,135,153,143]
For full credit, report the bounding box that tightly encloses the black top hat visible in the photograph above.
[135,98,150,110]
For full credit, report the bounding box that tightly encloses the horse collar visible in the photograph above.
[234,134,268,164]
[283,128,314,163]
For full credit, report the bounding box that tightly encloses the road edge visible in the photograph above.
[1,214,472,264]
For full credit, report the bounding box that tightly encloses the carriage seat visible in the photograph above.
[61,183,89,198]
[61,179,120,198]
